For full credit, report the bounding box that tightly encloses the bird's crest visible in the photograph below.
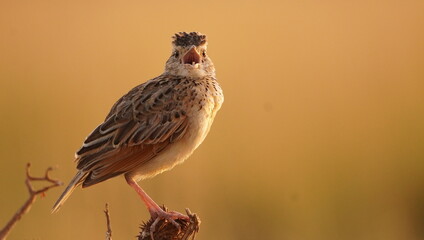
[172,32,207,47]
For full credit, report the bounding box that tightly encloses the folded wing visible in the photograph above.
[75,78,190,187]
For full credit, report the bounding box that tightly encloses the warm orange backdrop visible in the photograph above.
[1,1,423,239]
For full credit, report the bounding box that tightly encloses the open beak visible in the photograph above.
[182,47,201,65]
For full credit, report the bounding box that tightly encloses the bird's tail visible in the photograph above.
[51,171,87,213]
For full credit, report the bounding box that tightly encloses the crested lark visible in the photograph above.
[52,32,224,225]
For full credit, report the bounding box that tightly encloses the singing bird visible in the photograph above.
[52,32,224,225]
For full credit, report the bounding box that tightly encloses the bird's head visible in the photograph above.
[165,32,215,78]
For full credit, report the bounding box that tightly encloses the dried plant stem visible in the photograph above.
[104,203,113,240]
[0,163,62,240]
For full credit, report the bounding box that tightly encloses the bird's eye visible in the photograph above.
[174,51,179,58]
[202,51,206,57]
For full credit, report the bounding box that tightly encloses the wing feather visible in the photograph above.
[75,77,190,186]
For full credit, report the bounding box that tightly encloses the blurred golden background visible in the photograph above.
[1,0,424,239]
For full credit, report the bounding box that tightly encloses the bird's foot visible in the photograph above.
[149,207,189,240]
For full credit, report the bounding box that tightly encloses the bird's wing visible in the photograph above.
[75,78,190,186]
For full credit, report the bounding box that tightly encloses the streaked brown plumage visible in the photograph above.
[52,32,224,226]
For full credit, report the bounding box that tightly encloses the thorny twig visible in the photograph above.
[0,163,62,240]
[138,207,200,240]
[104,203,113,240]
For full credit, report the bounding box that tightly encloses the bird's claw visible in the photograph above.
[149,209,189,240]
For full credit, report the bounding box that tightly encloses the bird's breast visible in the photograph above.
[130,80,223,181]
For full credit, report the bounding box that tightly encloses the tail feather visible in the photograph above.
[52,171,87,213]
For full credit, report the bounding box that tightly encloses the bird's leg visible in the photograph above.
[125,176,162,215]
[125,176,189,237]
